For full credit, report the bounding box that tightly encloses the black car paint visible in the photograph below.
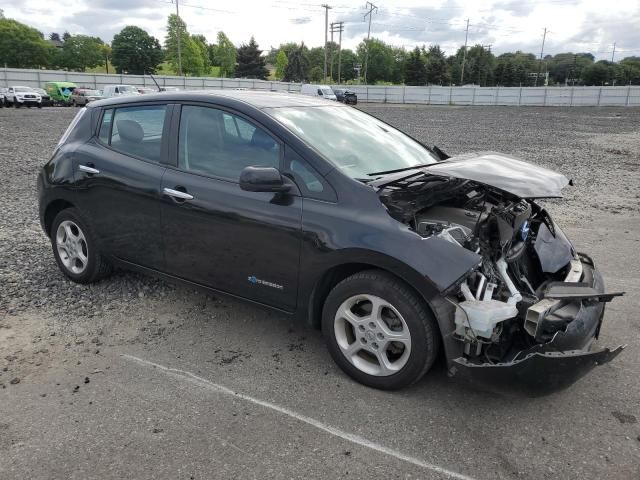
[38,91,620,392]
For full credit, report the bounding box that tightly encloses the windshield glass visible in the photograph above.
[266,106,437,179]
[15,87,33,92]
[84,90,101,96]
[320,88,334,96]
[119,85,137,93]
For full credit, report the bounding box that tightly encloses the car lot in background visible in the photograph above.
[137,87,158,94]
[333,88,358,105]
[70,88,104,106]
[300,83,337,100]
[102,84,141,98]
[159,86,180,92]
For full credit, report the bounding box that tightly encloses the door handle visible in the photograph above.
[79,164,100,174]
[163,187,194,201]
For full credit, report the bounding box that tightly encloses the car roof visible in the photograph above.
[88,89,347,110]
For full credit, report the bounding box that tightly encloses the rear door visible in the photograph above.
[160,103,302,311]
[73,103,172,269]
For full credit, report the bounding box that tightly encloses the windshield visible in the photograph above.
[15,87,33,92]
[84,90,101,96]
[320,88,334,96]
[266,106,437,179]
[119,85,138,93]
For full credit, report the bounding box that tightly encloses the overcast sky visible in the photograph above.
[1,0,639,60]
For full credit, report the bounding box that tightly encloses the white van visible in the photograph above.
[300,84,337,101]
[102,85,141,98]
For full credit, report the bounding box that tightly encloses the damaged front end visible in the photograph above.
[372,152,625,395]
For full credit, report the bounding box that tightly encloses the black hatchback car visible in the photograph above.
[38,91,623,393]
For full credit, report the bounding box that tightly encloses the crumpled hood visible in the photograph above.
[424,152,570,198]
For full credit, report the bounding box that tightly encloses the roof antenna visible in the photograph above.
[145,71,161,91]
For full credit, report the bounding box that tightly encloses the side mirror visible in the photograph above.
[239,166,291,193]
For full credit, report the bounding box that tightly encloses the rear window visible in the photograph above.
[98,105,167,163]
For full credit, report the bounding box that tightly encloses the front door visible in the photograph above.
[160,104,302,311]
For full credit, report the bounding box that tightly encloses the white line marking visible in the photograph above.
[122,354,478,480]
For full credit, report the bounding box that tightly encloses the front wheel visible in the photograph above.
[51,208,112,284]
[322,270,440,390]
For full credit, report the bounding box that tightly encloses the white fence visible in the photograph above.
[2,68,639,107]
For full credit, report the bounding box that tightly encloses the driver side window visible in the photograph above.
[178,105,281,181]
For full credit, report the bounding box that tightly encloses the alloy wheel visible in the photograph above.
[55,220,89,275]
[334,294,412,376]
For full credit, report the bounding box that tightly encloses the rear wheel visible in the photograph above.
[51,208,112,284]
[322,270,440,390]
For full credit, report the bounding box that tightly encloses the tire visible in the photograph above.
[50,207,112,284]
[322,269,440,390]
[14,102,20,108]
[37,103,42,109]
[72,100,77,107]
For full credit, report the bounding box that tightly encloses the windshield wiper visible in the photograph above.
[367,164,433,176]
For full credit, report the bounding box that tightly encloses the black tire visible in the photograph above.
[72,100,77,107]
[37,103,42,109]
[14,102,20,108]
[50,207,112,284]
[322,269,440,390]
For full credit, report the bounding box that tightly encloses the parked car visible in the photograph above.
[33,88,53,106]
[300,84,337,100]
[5,86,42,108]
[38,91,623,393]
[71,89,104,106]
[333,88,357,105]
[0,87,6,107]
[159,86,181,92]
[102,85,141,98]
[44,81,78,106]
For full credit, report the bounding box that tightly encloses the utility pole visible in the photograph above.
[174,0,183,76]
[330,21,344,82]
[337,22,343,83]
[363,1,377,84]
[460,18,469,85]
[322,4,332,82]
[611,41,616,63]
[535,27,547,87]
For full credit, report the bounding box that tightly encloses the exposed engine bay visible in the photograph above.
[374,165,624,372]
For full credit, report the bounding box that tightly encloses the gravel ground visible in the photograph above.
[1,105,639,479]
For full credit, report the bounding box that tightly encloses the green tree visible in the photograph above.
[582,61,610,85]
[192,34,211,73]
[235,36,268,79]
[357,38,394,83]
[337,48,358,82]
[164,14,189,75]
[111,26,163,75]
[213,31,237,77]
[425,45,449,85]
[0,18,54,68]
[58,34,105,71]
[309,66,323,82]
[284,43,309,82]
[275,49,288,80]
[619,57,640,85]
[404,47,426,86]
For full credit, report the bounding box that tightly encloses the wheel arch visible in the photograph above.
[305,259,461,365]
[43,199,75,237]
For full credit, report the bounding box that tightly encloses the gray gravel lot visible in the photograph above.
[1,105,639,479]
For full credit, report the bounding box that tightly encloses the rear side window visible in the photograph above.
[98,109,112,144]
[99,105,167,163]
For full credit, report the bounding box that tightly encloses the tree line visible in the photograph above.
[1,11,639,86]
